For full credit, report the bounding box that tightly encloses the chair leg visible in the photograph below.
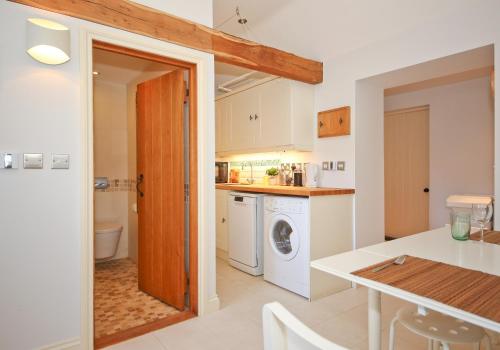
[389,317,398,350]
[427,338,433,350]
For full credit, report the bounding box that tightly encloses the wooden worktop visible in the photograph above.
[215,183,355,197]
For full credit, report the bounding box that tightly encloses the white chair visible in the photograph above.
[389,306,492,350]
[262,302,347,350]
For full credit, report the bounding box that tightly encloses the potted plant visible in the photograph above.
[266,167,279,185]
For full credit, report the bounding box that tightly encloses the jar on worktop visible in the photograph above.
[450,209,471,241]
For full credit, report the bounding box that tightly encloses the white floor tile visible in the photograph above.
[104,333,165,350]
[106,258,500,350]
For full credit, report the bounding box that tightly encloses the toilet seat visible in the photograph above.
[95,222,123,234]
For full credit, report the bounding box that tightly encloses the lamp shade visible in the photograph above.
[26,18,70,65]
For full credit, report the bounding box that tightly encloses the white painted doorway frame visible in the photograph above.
[80,28,218,350]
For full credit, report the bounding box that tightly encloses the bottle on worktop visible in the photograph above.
[293,163,303,187]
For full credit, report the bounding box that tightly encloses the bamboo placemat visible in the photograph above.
[470,230,500,244]
[353,256,500,323]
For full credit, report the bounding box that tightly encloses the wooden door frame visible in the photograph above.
[82,29,212,350]
[384,105,430,117]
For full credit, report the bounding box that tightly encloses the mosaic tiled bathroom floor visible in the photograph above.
[94,258,180,339]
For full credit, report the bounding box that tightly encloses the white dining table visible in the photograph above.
[311,226,500,350]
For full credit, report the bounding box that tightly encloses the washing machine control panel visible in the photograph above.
[264,197,307,214]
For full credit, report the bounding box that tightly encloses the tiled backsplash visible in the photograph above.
[229,159,307,184]
[231,159,280,184]
[95,178,137,192]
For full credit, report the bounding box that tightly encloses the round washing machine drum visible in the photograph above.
[268,214,300,261]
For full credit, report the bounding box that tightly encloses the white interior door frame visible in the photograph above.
[80,28,216,350]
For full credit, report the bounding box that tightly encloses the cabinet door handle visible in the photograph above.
[222,218,226,223]
[319,121,324,127]
[254,114,259,120]
[249,115,253,121]
[423,188,430,193]
[339,117,343,125]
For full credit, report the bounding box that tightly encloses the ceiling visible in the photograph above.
[213,0,478,60]
[93,49,177,84]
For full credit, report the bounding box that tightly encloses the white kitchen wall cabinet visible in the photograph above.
[215,97,232,152]
[215,78,314,154]
[216,189,229,258]
[230,87,260,150]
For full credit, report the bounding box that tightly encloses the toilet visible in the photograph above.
[95,222,123,261]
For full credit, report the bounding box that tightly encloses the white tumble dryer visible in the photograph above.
[264,195,310,298]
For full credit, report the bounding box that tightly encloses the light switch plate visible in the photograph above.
[322,161,330,170]
[336,161,346,171]
[24,153,43,169]
[51,154,70,169]
[0,152,19,169]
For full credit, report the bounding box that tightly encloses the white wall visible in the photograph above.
[0,1,213,349]
[126,79,139,264]
[313,5,500,248]
[385,77,494,229]
[94,80,129,260]
[132,0,213,26]
[0,5,81,350]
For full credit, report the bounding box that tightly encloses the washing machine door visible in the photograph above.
[268,214,300,261]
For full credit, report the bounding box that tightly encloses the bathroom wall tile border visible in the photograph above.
[95,178,137,193]
[229,159,280,167]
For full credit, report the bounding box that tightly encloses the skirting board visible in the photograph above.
[204,295,220,315]
[216,248,228,261]
[38,337,80,350]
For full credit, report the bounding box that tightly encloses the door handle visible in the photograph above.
[137,174,144,197]
[249,115,253,121]
[222,218,226,223]
[423,187,429,193]
[254,114,259,120]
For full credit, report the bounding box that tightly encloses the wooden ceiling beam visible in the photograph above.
[9,0,323,84]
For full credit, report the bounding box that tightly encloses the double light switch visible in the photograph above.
[51,154,70,169]
[24,153,43,169]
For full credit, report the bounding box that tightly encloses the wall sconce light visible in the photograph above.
[26,18,70,65]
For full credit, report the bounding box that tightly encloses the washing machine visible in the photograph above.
[264,196,310,298]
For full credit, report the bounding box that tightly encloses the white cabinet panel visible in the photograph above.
[259,79,291,147]
[215,98,231,152]
[230,87,260,150]
[216,189,229,252]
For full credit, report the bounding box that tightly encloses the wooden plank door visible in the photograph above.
[136,69,186,310]
[385,106,430,239]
